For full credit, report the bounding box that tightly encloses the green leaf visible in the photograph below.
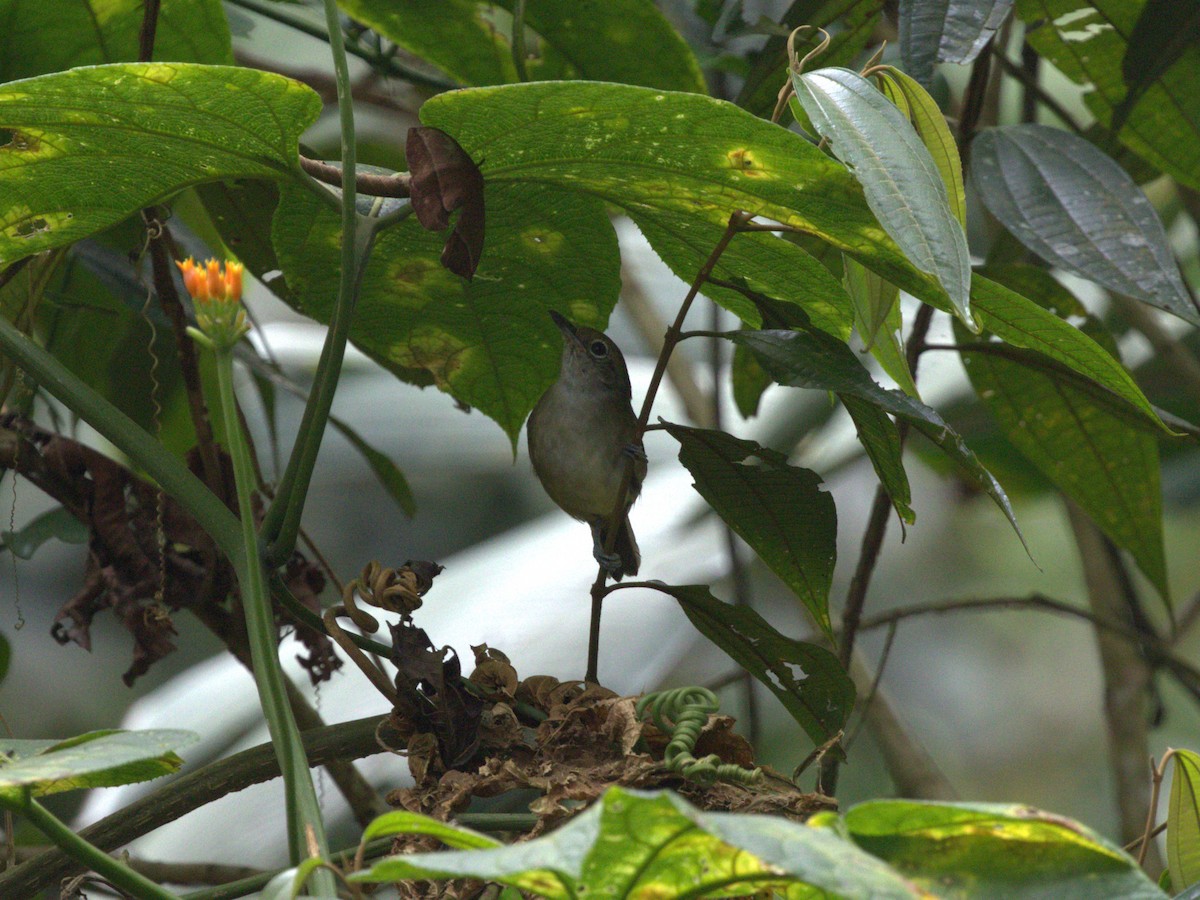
[1169,749,1200,892]
[843,257,917,396]
[272,180,620,444]
[971,273,1167,430]
[0,63,321,265]
[898,0,1013,86]
[419,81,1163,424]
[362,810,500,848]
[874,65,967,226]
[329,415,415,517]
[846,799,1168,898]
[971,125,1197,325]
[977,263,1087,317]
[629,211,855,338]
[654,583,854,746]
[0,729,197,799]
[335,0,706,92]
[955,322,1169,601]
[843,394,915,524]
[0,0,233,81]
[1017,0,1200,192]
[1114,0,1200,129]
[664,424,838,637]
[419,81,942,309]
[792,67,974,329]
[0,506,87,560]
[733,328,1026,549]
[732,341,774,418]
[355,787,919,898]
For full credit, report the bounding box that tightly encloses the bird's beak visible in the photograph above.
[549,310,584,349]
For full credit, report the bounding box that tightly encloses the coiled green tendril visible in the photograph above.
[636,687,762,786]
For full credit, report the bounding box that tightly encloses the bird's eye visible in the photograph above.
[589,339,609,357]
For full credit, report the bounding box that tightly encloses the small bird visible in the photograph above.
[527,311,647,580]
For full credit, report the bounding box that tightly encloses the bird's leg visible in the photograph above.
[622,443,647,463]
[589,519,622,577]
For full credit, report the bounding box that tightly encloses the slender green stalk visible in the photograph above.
[4,792,177,900]
[213,347,331,876]
[0,316,243,568]
[261,0,375,564]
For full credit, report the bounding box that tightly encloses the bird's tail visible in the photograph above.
[612,515,640,580]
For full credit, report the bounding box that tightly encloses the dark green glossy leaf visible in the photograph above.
[898,0,1013,85]
[1169,749,1200,893]
[0,506,87,560]
[843,394,915,524]
[733,328,1025,548]
[656,583,854,745]
[336,0,706,92]
[0,0,232,81]
[0,729,197,799]
[846,799,1168,898]
[355,787,917,898]
[273,181,619,444]
[664,424,837,637]
[1017,0,1200,191]
[792,67,973,328]
[972,125,1196,325]
[0,63,321,265]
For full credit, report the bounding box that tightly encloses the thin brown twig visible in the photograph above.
[299,156,412,198]
[586,211,754,683]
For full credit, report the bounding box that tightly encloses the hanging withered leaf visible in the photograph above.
[406,126,485,279]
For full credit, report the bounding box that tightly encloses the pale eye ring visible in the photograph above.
[589,339,608,357]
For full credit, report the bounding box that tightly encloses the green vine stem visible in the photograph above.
[260,0,375,565]
[1,791,177,900]
[637,687,762,786]
[209,338,331,871]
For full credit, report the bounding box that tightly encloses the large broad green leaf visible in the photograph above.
[955,321,1169,602]
[664,424,837,638]
[418,82,1163,431]
[846,799,1168,898]
[355,787,919,898]
[1169,749,1200,893]
[0,730,197,800]
[1017,0,1200,191]
[972,125,1197,325]
[273,181,620,443]
[898,0,1013,86]
[0,0,233,81]
[656,584,854,746]
[733,328,1026,549]
[0,63,321,265]
[792,67,973,329]
[335,0,705,92]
